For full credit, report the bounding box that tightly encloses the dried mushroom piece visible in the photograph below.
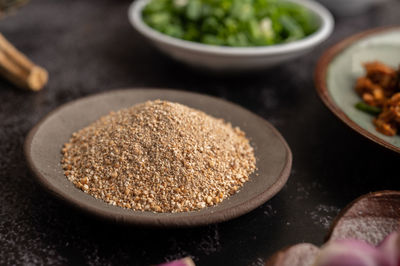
[354,61,400,136]
[374,93,400,136]
[355,62,399,107]
[355,77,386,107]
[364,61,398,96]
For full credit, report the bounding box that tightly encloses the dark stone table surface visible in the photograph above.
[1,1,400,265]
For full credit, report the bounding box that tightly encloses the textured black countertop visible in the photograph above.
[1,1,400,265]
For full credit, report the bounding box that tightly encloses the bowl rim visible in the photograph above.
[128,0,334,56]
[24,88,293,227]
[314,26,400,154]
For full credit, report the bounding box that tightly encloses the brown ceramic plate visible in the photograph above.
[265,190,400,266]
[25,89,292,227]
[315,26,400,153]
[326,190,400,245]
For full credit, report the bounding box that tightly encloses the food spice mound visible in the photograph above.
[61,100,256,213]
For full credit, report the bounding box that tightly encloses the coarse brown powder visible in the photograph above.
[61,100,256,213]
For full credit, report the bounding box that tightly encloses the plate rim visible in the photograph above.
[325,190,400,242]
[24,88,292,227]
[314,25,400,154]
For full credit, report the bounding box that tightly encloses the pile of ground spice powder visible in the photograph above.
[61,100,256,213]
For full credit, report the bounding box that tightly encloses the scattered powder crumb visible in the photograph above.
[295,182,310,201]
[263,204,276,217]
[163,224,220,262]
[310,204,340,229]
[61,100,256,213]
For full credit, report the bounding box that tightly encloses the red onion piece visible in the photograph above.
[378,231,400,266]
[156,257,195,266]
[314,239,391,266]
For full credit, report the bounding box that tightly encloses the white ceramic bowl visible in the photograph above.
[128,0,334,71]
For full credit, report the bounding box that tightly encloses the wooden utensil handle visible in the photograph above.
[0,33,48,91]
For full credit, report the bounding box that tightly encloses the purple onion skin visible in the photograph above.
[156,257,195,266]
[378,231,400,266]
[314,239,392,266]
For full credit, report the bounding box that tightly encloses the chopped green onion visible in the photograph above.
[142,0,319,47]
[355,102,382,116]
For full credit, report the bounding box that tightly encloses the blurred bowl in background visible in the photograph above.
[317,0,391,16]
[128,0,334,72]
